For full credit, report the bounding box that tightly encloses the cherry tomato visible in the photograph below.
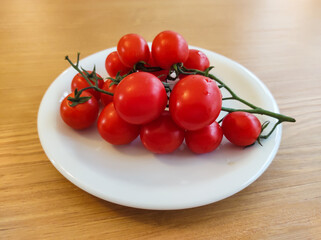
[117,33,150,67]
[184,49,210,71]
[140,111,185,154]
[114,72,167,125]
[147,53,169,81]
[60,91,99,130]
[100,79,117,106]
[169,75,222,131]
[222,112,261,147]
[105,51,131,78]
[185,121,223,154]
[97,102,140,145]
[71,71,104,101]
[152,31,189,69]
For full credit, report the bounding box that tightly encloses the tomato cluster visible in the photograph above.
[60,31,263,154]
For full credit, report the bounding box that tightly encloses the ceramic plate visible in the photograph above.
[38,46,281,210]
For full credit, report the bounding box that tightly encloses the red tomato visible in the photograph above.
[169,75,222,131]
[100,79,117,106]
[184,49,210,71]
[105,51,131,78]
[147,53,169,81]
[152,31,189,69]
[97,102,140,145]
[150,70,168,82]
[60,91,99,130]
[185,121,223,154]
[222,112,261,147]
[117,33,150,67]
[71,71,104,100]
[140,111,185,154]
[114,72,167,125]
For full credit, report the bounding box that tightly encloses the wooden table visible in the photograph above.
[1,0,320,239]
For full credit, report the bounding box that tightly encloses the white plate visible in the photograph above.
[38,46,281,210]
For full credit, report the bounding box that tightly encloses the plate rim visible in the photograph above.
[37,46,282,210]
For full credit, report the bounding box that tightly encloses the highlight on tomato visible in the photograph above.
[184,49,210,71]
[185,121,223,154]
[222,112,262,147]
[152,30,189,69]
[117,33,150,67]
[97,102,140,145]
[60,91,99,130]
[71,71,104,101]
[105,51,131,78]
[113,72,168,125]
[169,74,222,131]
[140,111,185,154]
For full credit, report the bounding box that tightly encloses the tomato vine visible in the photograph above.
[64,53,295,141]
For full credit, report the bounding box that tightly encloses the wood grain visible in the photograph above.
[1,0,320,239]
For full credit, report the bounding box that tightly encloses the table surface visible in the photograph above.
[1,0,320,239]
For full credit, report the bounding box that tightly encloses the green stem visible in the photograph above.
[178,64,296,123]
[208,73,257,109]
[221,107,296,123]
[179,65,258,109]
[222,97,234,101]
[222,107,291,140]
[175,64,296,141]
[260,120,282,139]
[74,86,95,97]
[65,55,113,96]
[135,61,163,72]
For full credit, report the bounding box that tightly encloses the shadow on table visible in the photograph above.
[93,185,255,227]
